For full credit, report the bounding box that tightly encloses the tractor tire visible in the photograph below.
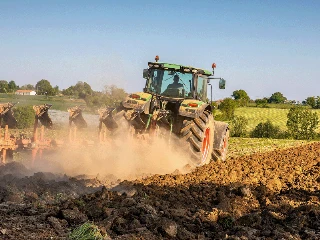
[180,111,214,166]
[212,121,229,161]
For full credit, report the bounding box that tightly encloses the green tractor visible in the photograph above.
[100,56,229,166]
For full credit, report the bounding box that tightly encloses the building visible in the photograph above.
[15,90,37,96]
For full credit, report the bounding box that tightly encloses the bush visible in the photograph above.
[251,120,281,138]
[13,106,35,129]
[230,116,248,137]
[286,106,319,140]
[218,98,237,120]
[255,98,268,108]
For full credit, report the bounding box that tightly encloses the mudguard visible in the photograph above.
[213,120,229,158]
[178,99,211,119]
[122,92,152,114]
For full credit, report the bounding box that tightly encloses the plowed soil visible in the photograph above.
[0,142,320,239]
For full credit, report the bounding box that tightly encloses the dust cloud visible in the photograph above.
[30,113,193,181]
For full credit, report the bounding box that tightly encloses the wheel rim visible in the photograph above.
[201,128,210,163]
[220,131,229,157]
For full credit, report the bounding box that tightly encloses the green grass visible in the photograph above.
[69,222,106,240]
[234,107,320,132]
[247,102,310,109]
[234,107,289,131]
[0,93,85,111]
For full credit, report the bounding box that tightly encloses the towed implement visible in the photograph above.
[33,104,53,129]
[0,102,18,128]
[102,56,229,166]
[68,106,88,128]
[0,104,61,164]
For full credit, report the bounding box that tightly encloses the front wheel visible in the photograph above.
[180,111,214,166]
[212,121,229,161]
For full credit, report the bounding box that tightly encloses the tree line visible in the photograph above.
[230,89,318,109]
[215,89,320,140]
[0,79,59,95]
[0,79,127,109]
[231,89,288,107]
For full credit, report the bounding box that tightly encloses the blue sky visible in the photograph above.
[0,0,319,101]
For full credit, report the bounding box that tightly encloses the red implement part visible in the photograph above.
[31,126,63,164]
[201,128,210,163]
[0,125,17,164]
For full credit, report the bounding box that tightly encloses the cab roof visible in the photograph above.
[148,62,213,76]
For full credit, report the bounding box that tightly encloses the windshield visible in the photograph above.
[197,75,208,102]
[145,69,193,98]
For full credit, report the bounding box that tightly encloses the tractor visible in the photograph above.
[100,56,229,166]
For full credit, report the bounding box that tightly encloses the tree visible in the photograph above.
[218,98,237,120]
[35,79,54,95]
[286,106,319,140]
[268,92,287,104]
[8,80,18,93]
[0,80,9,93]
[20,84,35,90]
[232,89,250,106]
[305,96,320,109]
[62,87,75,96]
[305,97,316,108]
[316,97,320,109]
[104,85,127,105]
[75,81,93,98]
[84,85,127,108]
[255,98,268,107]
[63,81,93,99]
[53,85,60,95]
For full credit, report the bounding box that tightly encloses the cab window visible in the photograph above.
[197,76,207,101]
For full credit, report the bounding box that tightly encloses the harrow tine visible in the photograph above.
[2,149,6,164]
[32,148,38,165]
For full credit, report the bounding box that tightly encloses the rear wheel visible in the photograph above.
[180,111,214,166]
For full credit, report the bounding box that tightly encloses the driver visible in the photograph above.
[167,75,183,89]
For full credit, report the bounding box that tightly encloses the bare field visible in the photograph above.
[0,137,319,239]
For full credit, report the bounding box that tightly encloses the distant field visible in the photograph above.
[235,107,288,130]
[228,137,313,157]
[0,94,86,111]
[234,107,320,132]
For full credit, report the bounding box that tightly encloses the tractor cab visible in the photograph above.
[143,62,212,102]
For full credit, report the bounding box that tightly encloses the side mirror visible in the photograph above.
[143,69,149,79]
[219,78,226,89]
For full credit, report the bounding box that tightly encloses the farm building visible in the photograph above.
[15,90,37,95]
